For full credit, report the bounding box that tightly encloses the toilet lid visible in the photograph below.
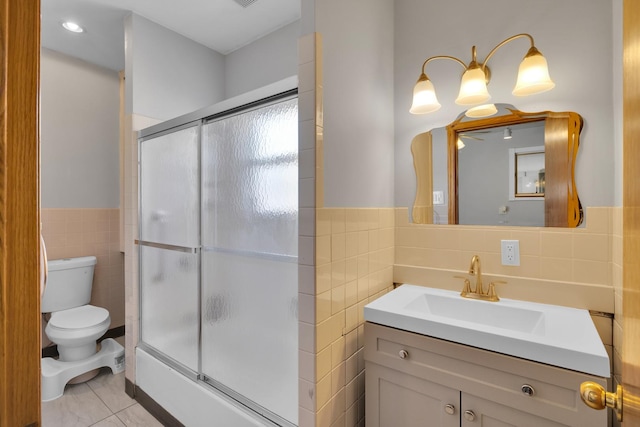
[49,305,110,330]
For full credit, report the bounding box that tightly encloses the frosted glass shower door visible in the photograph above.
[139,124,200,372]
[201,97,298,425]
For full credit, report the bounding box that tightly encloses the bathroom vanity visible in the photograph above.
[364,285,609,426]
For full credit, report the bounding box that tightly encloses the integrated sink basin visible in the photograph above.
[364,285,610,377]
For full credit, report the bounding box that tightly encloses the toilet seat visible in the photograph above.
[48,305,110,331]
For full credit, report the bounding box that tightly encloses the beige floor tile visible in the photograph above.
[87,369,136,413]
[116,404,164,427]
[42,383,112,427]
[91,415,126,427]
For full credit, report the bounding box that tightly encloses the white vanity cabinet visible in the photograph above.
[365,322,608,427]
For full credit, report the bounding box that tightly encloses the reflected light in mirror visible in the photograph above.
[466,103,498,118]
[62,21,84,33]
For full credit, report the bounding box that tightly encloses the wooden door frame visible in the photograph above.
[0,0,42,425]
[623,0,640,424]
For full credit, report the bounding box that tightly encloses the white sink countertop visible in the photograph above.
[364,284,610,377]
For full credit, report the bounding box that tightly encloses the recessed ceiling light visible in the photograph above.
[62,21,84,33]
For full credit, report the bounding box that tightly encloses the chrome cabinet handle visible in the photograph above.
[444,404,455,415]
[398,349,409,359]
[464,410,477,422]
[521,384,535,397]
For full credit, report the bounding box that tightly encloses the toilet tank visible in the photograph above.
[41,256,97,313]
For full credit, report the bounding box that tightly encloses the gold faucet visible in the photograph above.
[469,255,483,295]
[454,255,505,302]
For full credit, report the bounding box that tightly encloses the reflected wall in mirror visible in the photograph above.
[411,105,583,227]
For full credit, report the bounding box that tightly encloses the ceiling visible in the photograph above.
[41,0,301,71]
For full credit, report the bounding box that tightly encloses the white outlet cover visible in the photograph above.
[501,239,520,266]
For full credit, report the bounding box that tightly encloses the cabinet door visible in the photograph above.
[461,394,565,427]
[366,363,459,427]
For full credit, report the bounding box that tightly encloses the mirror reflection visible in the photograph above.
[411,105,583,227]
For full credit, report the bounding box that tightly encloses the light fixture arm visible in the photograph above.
[480,33,535,72]
[419,55,468,75]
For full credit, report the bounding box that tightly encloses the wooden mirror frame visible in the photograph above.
[412,108,584,227]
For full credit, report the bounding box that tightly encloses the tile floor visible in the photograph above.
[42,338,163,427]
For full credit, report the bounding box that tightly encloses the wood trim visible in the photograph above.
[544,113,583,227]
[445,109,583,227]
[0,0,42,425]
[125,377,136,399]
[622,0,640,423]
[410,132,434,223]
[446,126,458,224]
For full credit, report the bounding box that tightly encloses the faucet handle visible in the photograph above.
[486,280,507,301]
[454,275,472,295]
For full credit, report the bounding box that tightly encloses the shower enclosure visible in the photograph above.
[137,84,298,427]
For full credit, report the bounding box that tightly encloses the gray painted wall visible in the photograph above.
[41,49,120,209]
[394,0,619,216]
[224,21,300,99]
[458,124,545,226]
[124,13,226,121]
[315,0,395,207]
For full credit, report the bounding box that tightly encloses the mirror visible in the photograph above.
[411,105,583,227]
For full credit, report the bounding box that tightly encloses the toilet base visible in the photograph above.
[42,338,125,402]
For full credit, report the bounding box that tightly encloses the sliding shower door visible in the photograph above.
[200,97,298,426]
[139,124,201,372]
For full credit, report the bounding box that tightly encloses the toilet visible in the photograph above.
[41,256,125,402]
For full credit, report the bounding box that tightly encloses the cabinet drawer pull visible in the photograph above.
[464,410,477,421]
[398,349,409,359]
[444,404,455,415]
[521,384,535,397]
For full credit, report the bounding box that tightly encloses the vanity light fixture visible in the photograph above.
[62,21,84,33]
[503,127,512,139]
[456,138,465,150]
[409,33,555,115]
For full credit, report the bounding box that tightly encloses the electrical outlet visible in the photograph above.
[501,240,520,266]
[433,191,444,205]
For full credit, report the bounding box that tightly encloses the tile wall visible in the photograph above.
[395,206,613,285]
[299,208,394,427]
[41,208,124,346]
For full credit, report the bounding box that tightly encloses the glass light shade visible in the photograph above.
[465,103,497,118]
[457,138,465,150]
[455,67,491,105]
[512,51,555,96]
[410,75,441,114]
